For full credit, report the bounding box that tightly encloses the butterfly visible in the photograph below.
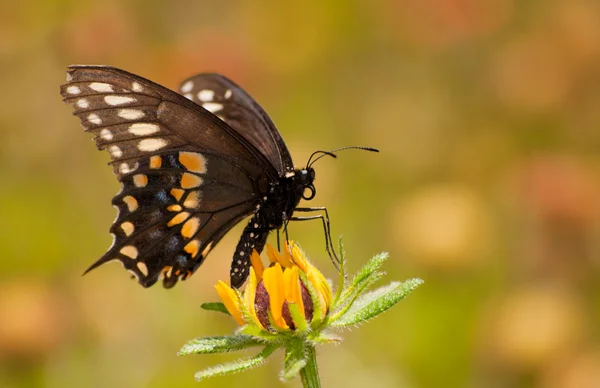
[60,65,377,289]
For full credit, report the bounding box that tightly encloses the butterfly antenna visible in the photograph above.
[306,150,336,167]
[307,146,379,168]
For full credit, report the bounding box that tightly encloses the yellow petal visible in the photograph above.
[215,281,245,326]
[250,250,264,281]
[266,244,281,264]
[262,263,288,330]
[312,267,332,304]
[283,266,305,316]
[291,244,309,273]
[291,243,331,309]
[281,242,295,267]
[243,267,264,329]
[267,244,294,268]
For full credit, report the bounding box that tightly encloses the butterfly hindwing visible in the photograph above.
[61,66,273,287]
[178,73,294,175]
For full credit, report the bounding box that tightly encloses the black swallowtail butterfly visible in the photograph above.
[61,66,377,288]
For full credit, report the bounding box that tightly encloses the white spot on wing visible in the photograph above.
[104,95,136,106]
[119,163,131,174]
[67,85,81,95]
[138,138,168,151]
[89,82,114,92]
[285,171,295,178]
[76,99,89,109]
[181,80,194,93]
[128,123,160,136]
[202,242,214,257]
[202,102,223,113]
[224,89,232,99]
[198,89,215,101]
[118,109,145,120]
[137,262,149,276]
[66,72,73,82]
[131,82,143,92]
[100,128,113,140]
[109,145,123,158]
[88,113,102,125]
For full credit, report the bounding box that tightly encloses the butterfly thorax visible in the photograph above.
[229,167,315,287]
[258,167,315,229]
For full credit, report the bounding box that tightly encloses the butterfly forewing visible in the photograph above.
[178,73,294,175]
[61,66,270,287]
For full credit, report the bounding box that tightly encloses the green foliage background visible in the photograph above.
[2,1,600,387]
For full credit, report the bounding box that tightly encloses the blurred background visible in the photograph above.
[2,0,600,387]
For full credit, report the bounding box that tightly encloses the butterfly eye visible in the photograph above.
[302,184,316,201]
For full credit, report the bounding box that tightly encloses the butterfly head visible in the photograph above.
[298,167,316,200]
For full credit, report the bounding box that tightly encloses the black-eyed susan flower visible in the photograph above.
[179,241,423,387]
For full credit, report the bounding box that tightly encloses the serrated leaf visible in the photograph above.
[334,252,388,309]
[308,330,344,344]
[332,279,423,327]
[194,345,278,381]
[239,325,280,342]
[329,271,385,322]
[200,302,231,315]
[351,252,388,289]
[332,238,348,306]
[281,339,307,381]
[178,335,263,356]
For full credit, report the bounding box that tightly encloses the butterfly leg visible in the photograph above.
[290,207,340,269]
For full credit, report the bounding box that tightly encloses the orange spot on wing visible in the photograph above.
[170,188,185,201]
[161,266,173,277]
[123,196,138,212]
[167,211,190,227]
[167,204,182,212]
[149,156,162,169]
[181,173,203,189]
[120,245,138,259]
[181,217,200,238]
[183,190,202,209]
[179,152,207,173]
[133,174,148,187]
[184,240,200,257]
[120,222,134,236]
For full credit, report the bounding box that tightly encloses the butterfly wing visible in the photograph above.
[61,65,274,288]
[178,73,295,175]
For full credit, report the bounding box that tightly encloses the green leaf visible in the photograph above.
[332,237,348,306]
[178,335,263,356]
[350,252,388,290]
[288,302,309,332]
[239,324,280,341]
[281,339,307,381]
[331,279,423,327]
[200,302,230,315]
[300,272,323,328]
[194,345,279,381]
[335,252,388,309]
[329,271,385,323]
[308,330,343,345]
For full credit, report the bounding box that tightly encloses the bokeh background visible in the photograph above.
[2,1,600,387]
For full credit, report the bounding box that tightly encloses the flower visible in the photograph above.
[215,242,332,332]
[179,240,423,386]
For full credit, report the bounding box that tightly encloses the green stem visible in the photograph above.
[300,343,320,388]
